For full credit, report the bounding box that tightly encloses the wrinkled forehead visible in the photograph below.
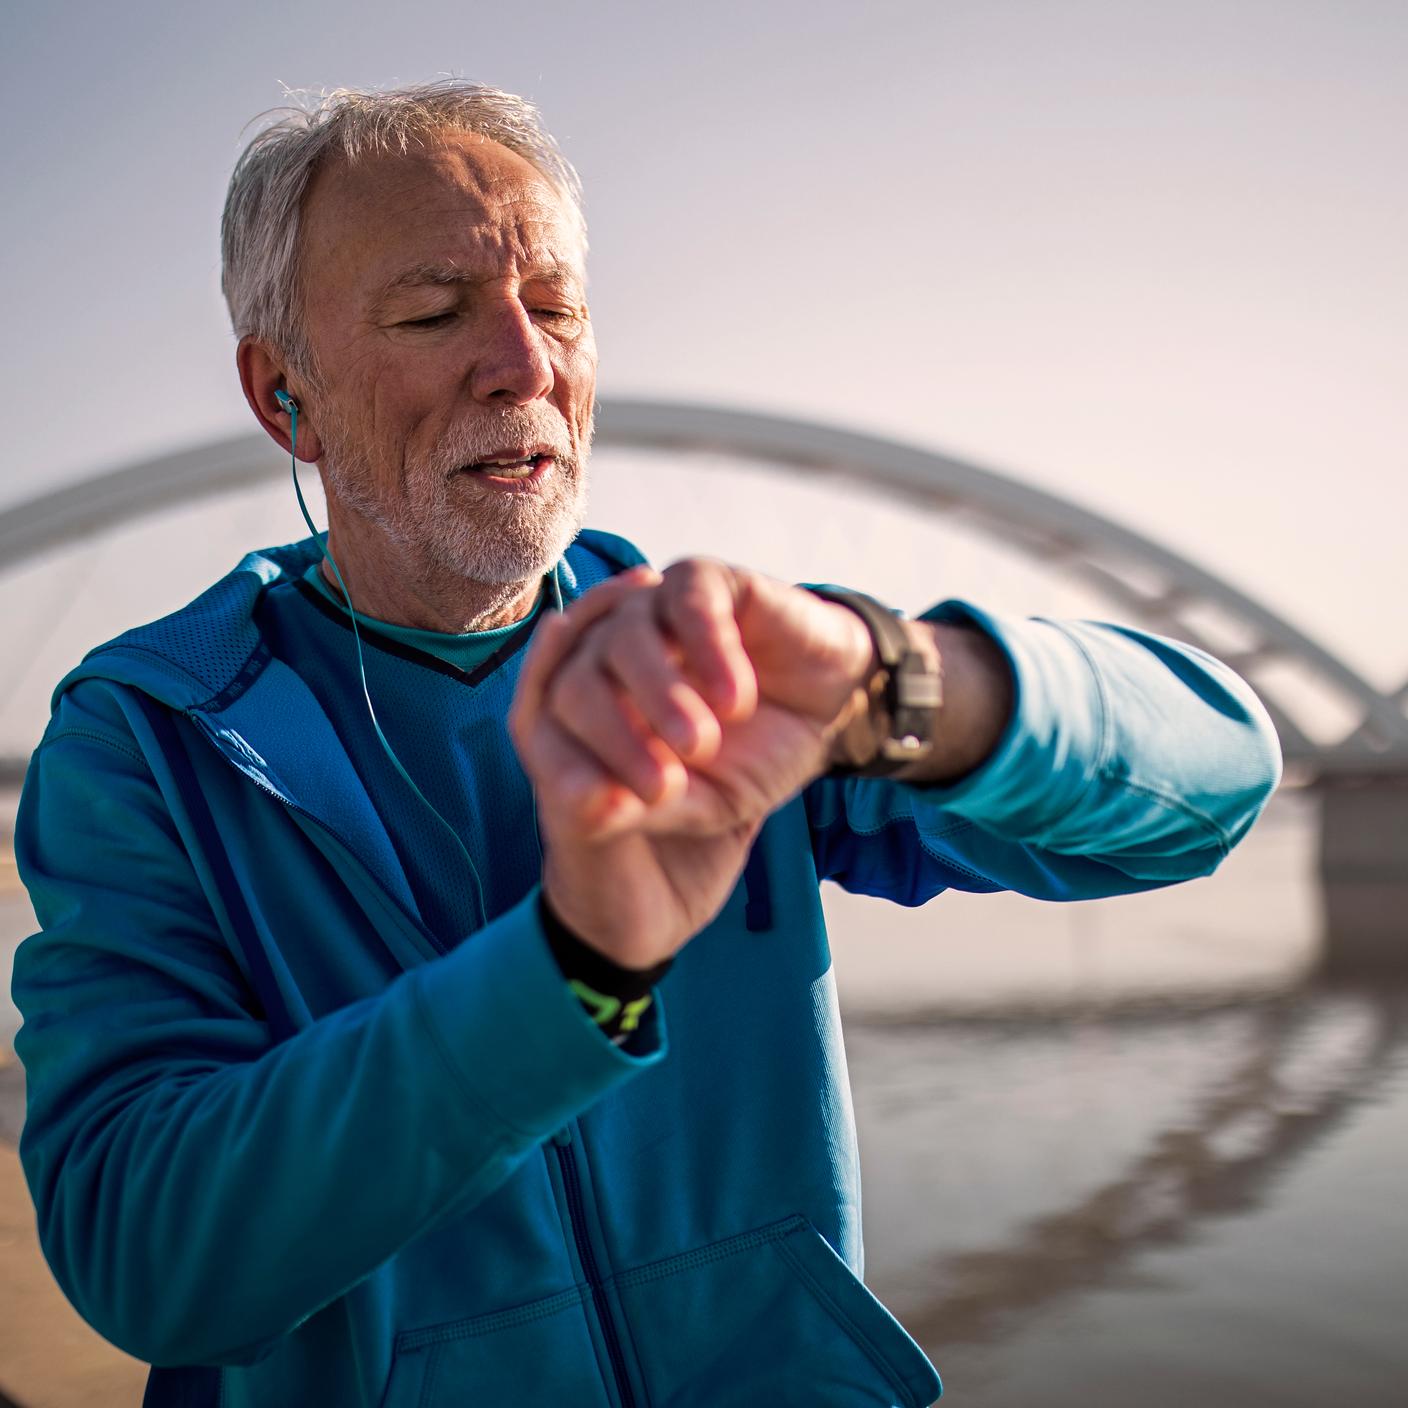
[299,133,583,310]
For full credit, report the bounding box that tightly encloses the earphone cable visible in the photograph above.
[284,400,491,932]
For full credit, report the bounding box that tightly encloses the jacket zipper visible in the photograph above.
[552,1128,637,1408]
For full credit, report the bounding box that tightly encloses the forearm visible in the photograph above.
[17,886,660,1366]
[825,599,1282,871]
[884,621,1014,785]
[942,606,1280,865]
[817,601,1014,784]
[16,707,666,1365]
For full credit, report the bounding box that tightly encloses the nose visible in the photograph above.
[469,298,554,405]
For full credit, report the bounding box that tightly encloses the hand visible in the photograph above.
[508,559,875,968]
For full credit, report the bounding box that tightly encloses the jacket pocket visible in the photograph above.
[378,1286,615,1408]
[614,1215,942,1408]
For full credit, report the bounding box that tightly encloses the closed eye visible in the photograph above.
[401,311,456,329]
[532,309,586,337]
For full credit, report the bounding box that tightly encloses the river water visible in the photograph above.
[828,793,1408,1405]
[849,988,1408,1405]
[3,790,1405,1404]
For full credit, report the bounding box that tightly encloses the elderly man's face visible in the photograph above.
[297,132,596,585]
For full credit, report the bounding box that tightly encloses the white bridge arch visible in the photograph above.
[3,399,1405,774]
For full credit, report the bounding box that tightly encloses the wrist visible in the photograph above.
[833,603,879,693]
[538,888,673,982]
[885,621,1013,784]
[539,890,673,1044]
[812,603,874,764]
[808,589,943,776]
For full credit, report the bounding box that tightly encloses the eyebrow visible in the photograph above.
[369,260,582,311]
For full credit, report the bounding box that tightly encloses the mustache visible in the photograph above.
[424,410,583,474]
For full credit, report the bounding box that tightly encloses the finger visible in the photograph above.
[601,606,723,763]
[511,566,660,744]
[548,630,690,805]
[659,560,759,722]
[521,704,649,843]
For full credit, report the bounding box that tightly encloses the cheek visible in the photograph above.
[560,345,598,430]
[361,381,433,486]
[374,365,456,450]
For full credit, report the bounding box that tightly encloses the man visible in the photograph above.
[11,82,1280,1407]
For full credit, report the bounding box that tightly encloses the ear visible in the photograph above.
[237,336,325,463]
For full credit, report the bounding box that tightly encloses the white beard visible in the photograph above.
[318,404,593,586]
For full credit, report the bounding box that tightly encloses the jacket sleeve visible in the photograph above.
[803,599,1283,903]
[10,681,666,1368]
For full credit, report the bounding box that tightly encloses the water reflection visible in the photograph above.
[850,974,1408,1405]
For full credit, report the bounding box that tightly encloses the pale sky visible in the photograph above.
[2,0,1405,715]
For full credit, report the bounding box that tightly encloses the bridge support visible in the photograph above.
[1318,773,1408,971]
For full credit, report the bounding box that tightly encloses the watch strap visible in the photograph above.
[805,587,942,777]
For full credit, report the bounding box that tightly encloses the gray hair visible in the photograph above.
[220,80,586,385]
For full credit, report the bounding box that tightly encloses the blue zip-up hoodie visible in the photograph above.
[10,530,1281,1407]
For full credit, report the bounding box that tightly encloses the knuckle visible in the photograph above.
[673,588,720,629]
[658,677,696,724]
[663,554,719,579]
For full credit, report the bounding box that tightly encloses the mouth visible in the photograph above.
[459,447,557,480]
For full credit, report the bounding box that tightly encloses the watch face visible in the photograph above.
[880,736,934,763]
[891,626,943,748]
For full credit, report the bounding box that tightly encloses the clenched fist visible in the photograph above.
[508,558,877,969]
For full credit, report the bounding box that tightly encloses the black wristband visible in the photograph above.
[537,891,674,1004]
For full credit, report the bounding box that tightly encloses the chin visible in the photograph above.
[429,513,586,585]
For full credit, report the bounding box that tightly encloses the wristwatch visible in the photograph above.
[805,587,943,777]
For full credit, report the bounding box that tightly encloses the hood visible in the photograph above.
[50,528,649,714]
